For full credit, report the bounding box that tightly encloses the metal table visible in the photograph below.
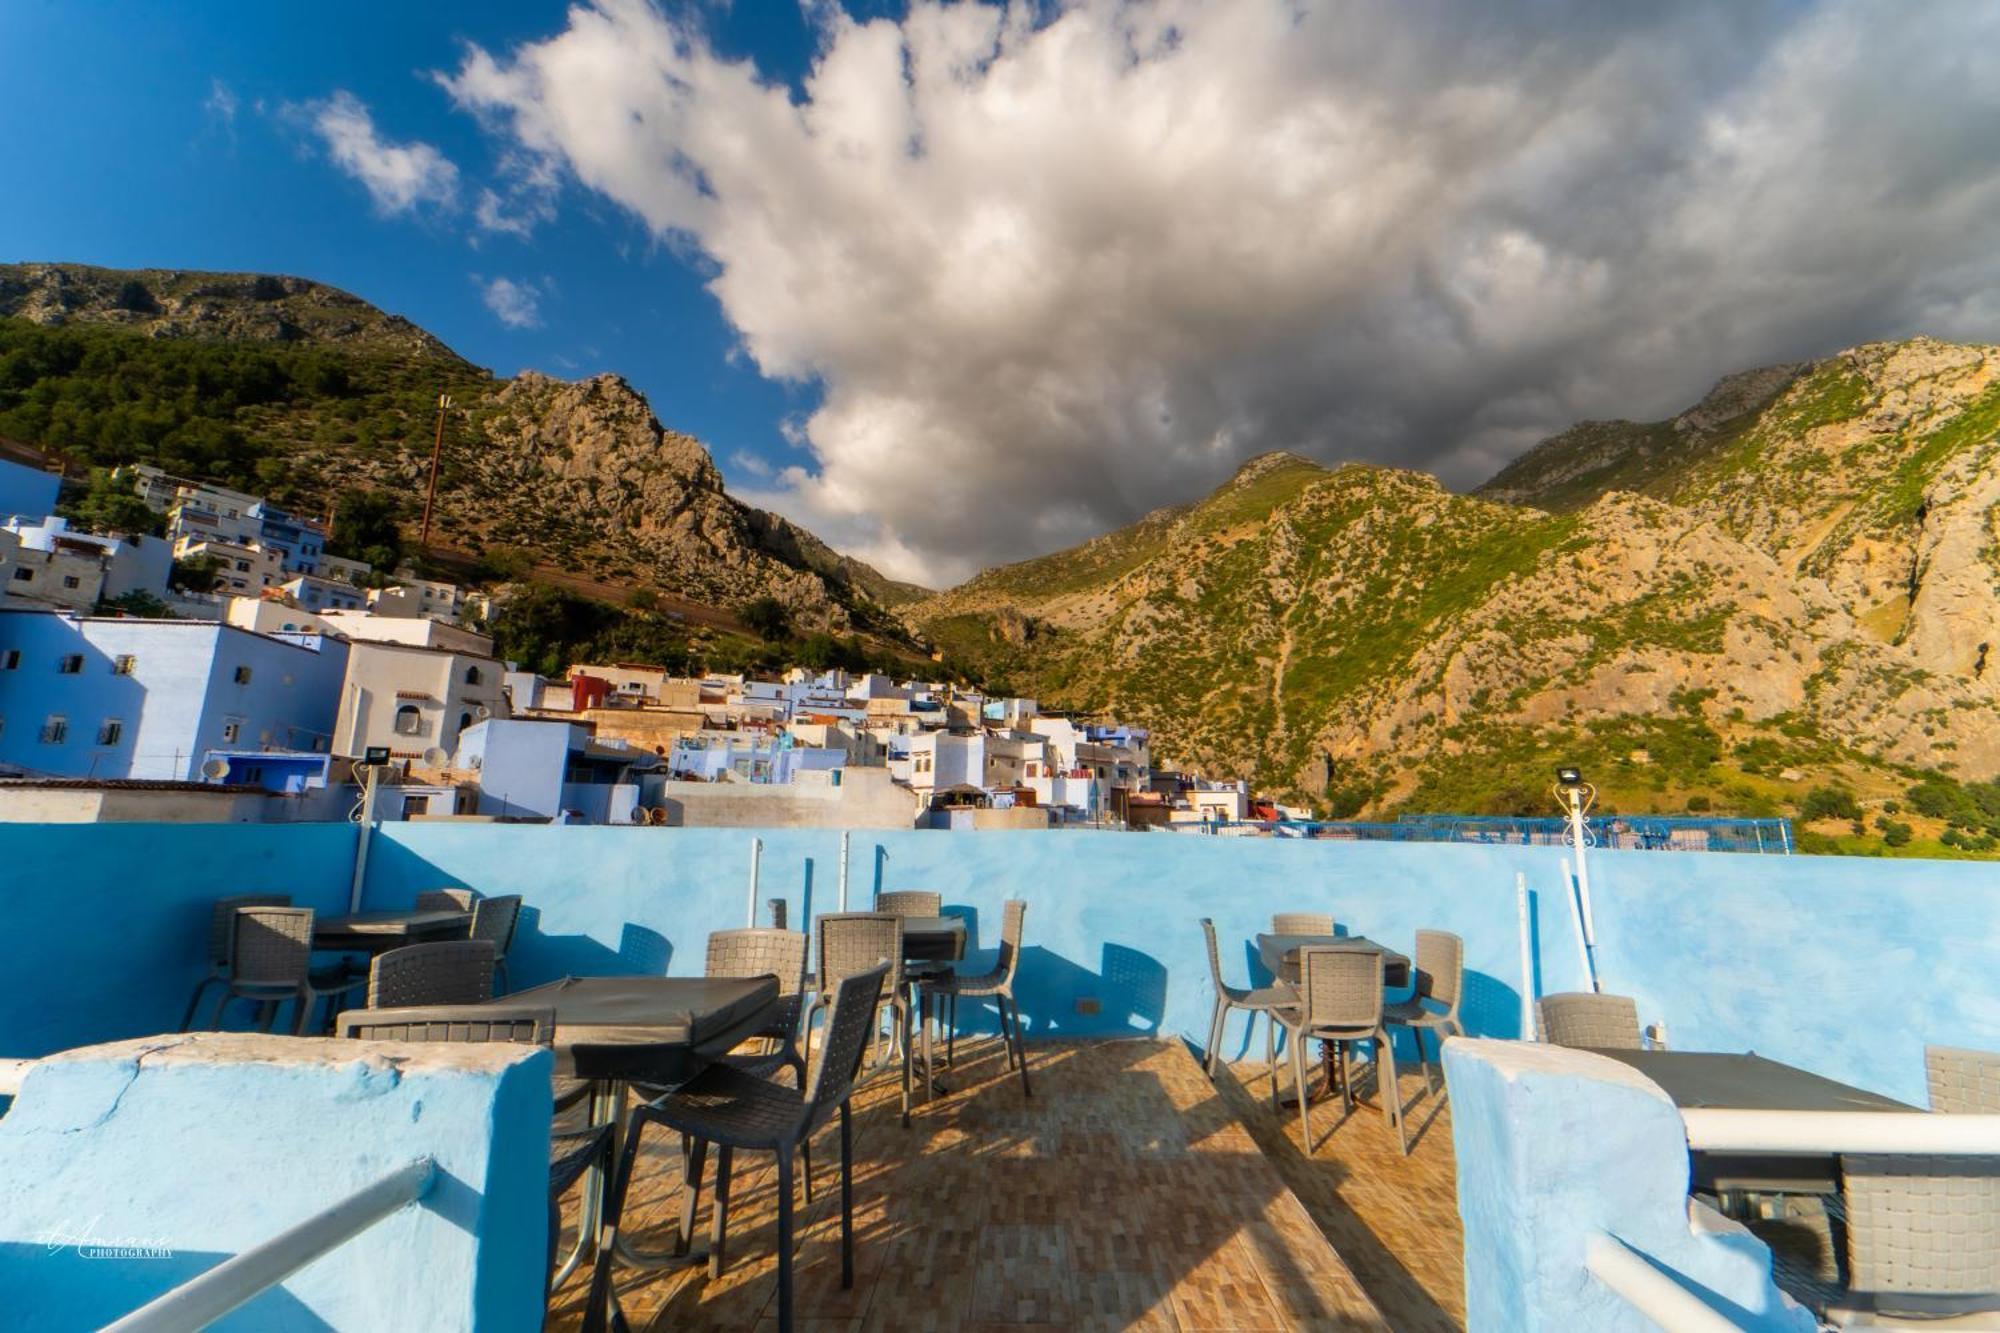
[313,909,470,954]
[500,974,781,1282]
[899,918,968,1099]
[1255,933,1412,1106]
[1591,1049,1917,1196]
[1255,933,1411,986]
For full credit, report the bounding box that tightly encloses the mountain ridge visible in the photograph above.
[0,261,926,629]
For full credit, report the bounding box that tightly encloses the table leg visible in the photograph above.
[1276,1040,1340,1108]
[550,1080,610,1288]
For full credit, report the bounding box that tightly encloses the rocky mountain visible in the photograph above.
[911,339,2000,848]
[0,262,921,629]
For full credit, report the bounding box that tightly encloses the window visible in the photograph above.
[11,567,31,582]
[458,711,473,732]
[2,650,18,670]
[40,715,66,744]
[394,705,422,736]
[97,719,123,746]
[234,560,250,573]
[61,575,80,589]
[233,665,252,684]
[221,719,241,744]
[112,654,136,675]
[464,666,482,686]
[57,654,83,674]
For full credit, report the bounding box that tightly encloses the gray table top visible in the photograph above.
[903,916,967,962]
[501,974,780,1080]
[314,909,470,953]
[1587,1049,1915,1113]
[1255,933,1411,977]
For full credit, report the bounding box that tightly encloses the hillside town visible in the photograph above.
[0,452,1256,830]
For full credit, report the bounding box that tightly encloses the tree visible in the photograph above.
[60,468,163,537]
[1800,785,1862,823]
[170,553,222,593]
[328,489,404,567]
[739,595,793,641]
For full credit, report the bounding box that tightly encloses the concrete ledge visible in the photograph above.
[0,1031,551,1331]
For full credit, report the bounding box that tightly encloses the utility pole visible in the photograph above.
[419,392,452,550]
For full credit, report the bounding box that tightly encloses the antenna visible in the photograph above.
[421,746,449,769]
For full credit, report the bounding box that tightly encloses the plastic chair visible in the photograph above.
[801,913,911,1127]
[1384,929,1465,1097]
[586,964,891,1333]
[367,940,496,1008]
[180,893,291,1031]
[215,906,364,1035]
[1199,917,1296,1097]
[1277,946,1405,1156]
[923,899,1031,1096]
[1536,991,1642,1049]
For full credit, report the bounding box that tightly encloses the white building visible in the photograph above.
[319,611,494,656]
[371,574,464,624]
[177,538,284,596]
[284,574,367,614]
[4,517,171,609]
[332,639,510,761]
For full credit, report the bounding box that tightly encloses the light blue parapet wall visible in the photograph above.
[365,824,1999,1102]
[0,820,1993,1107]
[0,822,359,1059]
[1445,1038,1816,1331]
[0,1032,550,1331]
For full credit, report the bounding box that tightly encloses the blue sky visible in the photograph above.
[0,1,874,493]
[4,1,1999,585]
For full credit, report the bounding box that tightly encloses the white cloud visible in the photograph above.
[308,90,459,215]
[446,0,2000,585]
[729,449,775,478]
[203,78,238,129]
[479,275,545,329]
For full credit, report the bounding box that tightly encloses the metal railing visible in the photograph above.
[1585,1232,1744,1332]
[102,1156,436,1332]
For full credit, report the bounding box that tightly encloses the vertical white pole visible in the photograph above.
[747,836,763,927]
[1560,857,1594,993]
[837,830,850,912]
[1515,872,1535,1039]
[348,765,379,913]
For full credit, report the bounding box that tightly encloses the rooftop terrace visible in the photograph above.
[0,821,1993,1329]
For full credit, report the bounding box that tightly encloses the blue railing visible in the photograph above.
[1199,813,1793,853]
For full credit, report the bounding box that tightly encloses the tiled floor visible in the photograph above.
[545,1036,1406,1331]
[1219,1048,1466,1332]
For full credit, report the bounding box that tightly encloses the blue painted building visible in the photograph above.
[0,608,349,780]
[0,456,60,521]
[455,717,655,823]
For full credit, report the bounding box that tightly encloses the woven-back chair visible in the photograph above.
[180,893,291,1030]
[336,1003,612,1312]
[1271,912,1336,935]
[468,895,522,991]
[875,890,942,918]
[1928,1045,2000,1113]
[415,888,475,912]
[219,906,363,1035]
[368,940,496,1009]
[1199,918,1295,1095]
[1277,946,1404,1155]
[923,899,1031,1095]
[587,964,890,1333]
[1386,929,1465,1098]
[1536,991,1642,1049]
[1829,1044,2000,1322]
[802,913,911,1126]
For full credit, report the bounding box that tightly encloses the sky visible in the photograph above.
[5,1,2000,588]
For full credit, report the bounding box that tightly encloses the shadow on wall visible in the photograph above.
[1006,943,1168,1038]
[3,1242,332,1330]
[496,907,674,983]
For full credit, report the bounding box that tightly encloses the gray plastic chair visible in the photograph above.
[215,906,364,1035]
[1537,991,1643,1049]
[180,893,292,1031]
[1278,945,1405,1156]
[922,899,1030,1096]
[335,1004,614,1312]
[1385,929,1465,1096]
[415,887,475,914]
[802,913,912,1127]
[367,940,496,1008]
[1272,912,1336,935]
[874,890,942,918]
[1824,1044,2000,1325]
[586,964,891,1333]
[1199,918,1296,1098]
[469,895,522,993]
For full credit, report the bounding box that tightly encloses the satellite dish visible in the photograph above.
[200,757,230,781]
[422,746,450,769]
[473,704,492,720]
